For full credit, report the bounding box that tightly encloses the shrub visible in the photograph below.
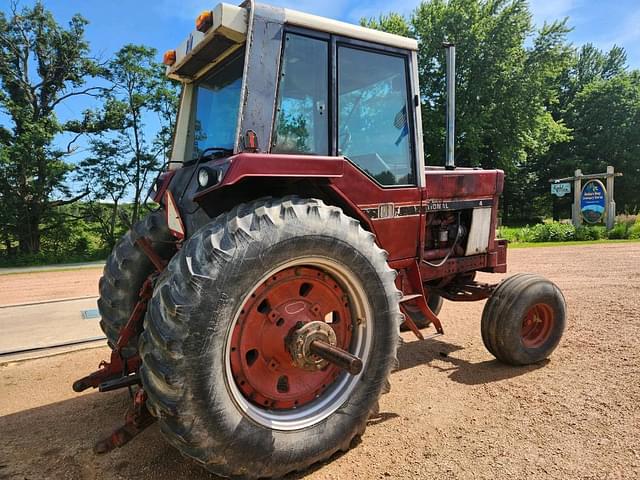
[629,219,640,240]
[500,220,640,244]
[547,222,576,242]
[526,222,575,242]
[607,222,629,239]
[575,225,606,241]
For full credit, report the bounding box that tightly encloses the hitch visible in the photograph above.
[72,278,153,393]
[99,373,141,393]
[72,355,141,393]
[73,234,168,455]
[94,389,155,454]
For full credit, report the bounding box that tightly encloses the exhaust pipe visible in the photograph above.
[443,42,456,170]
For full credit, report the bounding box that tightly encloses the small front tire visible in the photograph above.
[481,273,566,365]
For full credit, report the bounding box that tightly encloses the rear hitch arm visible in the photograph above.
[94,389,155,454]
[72,277,154,392]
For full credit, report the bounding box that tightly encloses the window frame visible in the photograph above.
[271,29,332,156]
[272,27,418,188]
[334,38,417,187]
[188,48,246,161]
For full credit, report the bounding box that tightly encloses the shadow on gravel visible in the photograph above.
[0,390,220,480]
[0,339,546,480]
[0,385,396,480]
[397,337,549,385]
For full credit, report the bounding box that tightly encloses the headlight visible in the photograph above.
[197,168,210,188]
[197,166,223,189]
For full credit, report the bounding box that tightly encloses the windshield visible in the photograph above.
[192,52,244,158]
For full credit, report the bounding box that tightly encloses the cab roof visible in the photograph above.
[166,2,417,81]
[282,6,418,51]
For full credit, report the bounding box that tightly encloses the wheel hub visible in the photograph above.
[229,266,353,410]
[287,321,337,371]
[521,303,554,348]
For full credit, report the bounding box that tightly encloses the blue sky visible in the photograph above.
[33,0,639,72]
[13,0,639,126]
[2,0,639,172]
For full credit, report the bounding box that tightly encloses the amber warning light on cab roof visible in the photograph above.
[196,10,214,32]
[162,49,176,66]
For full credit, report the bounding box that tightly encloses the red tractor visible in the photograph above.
[74,2,566,478]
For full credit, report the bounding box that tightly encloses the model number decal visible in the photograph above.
[425,199,493,212]
[362,199,493,219]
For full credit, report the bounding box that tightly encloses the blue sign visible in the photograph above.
[580,179,606,224]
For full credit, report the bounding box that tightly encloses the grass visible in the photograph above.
[508,238,640,248]
[0,251,107,269]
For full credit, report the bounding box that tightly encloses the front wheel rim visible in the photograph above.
[224,257,373,431]
[521,303,555,348]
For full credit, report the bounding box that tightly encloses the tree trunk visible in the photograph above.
[18,215,41,254]
[108,200,119,250]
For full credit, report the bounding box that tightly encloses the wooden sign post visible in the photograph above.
[549,166,622,229]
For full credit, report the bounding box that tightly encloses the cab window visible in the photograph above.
[338,46,414,185]
[272,34,329,155]
[192,53,244,157]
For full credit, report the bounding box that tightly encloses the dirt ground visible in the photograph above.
[1,243,639,479]
[0,268,102,306]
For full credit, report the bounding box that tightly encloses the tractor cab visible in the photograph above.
[163,1,422,189]
[157,0,507,273]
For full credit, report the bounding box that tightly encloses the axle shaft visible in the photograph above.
[309,340,363,375]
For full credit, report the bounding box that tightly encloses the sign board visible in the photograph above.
[551,182,571,197]
[580,179,606,224]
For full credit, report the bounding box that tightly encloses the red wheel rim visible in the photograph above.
[521,303,555,348]
[229,266,353,410]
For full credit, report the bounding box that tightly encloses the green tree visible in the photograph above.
[363,0,573,221]
[78,137,131,250]
[528,43,630,220]
[558,43,627,113]
[78,44,179,233]
[0,1,103,254]
[565,73,640,212]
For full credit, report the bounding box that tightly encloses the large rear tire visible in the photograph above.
[98,211,174,356]
[139,197,402,478]
[481,273,566,365]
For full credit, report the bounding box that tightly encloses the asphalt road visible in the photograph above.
[0,297,104,357]
[0,261,105,276]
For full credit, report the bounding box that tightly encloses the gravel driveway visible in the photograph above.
[1,243,639,479]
